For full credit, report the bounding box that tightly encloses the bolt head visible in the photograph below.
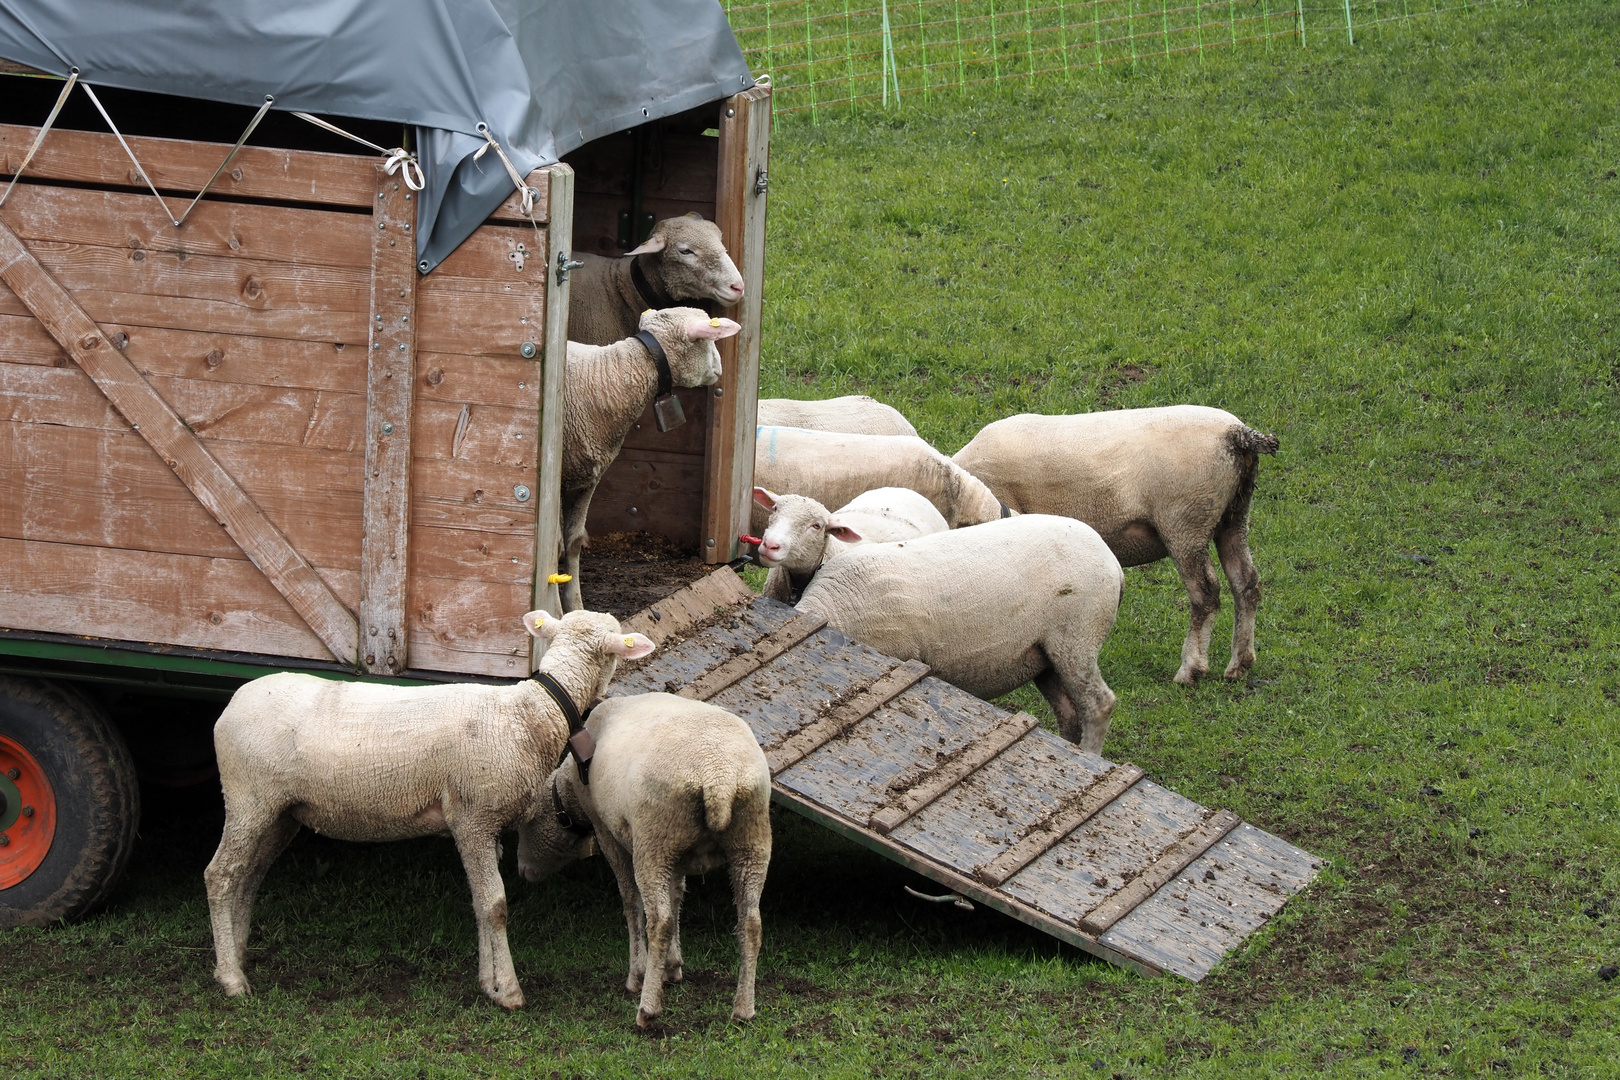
[21,805,33,818]
[0,834,8,847]
[6,768,17,780]
[520,342,538,359]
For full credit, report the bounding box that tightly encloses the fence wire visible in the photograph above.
[723,0,1502,115]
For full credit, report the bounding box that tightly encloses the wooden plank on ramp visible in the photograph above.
[610,569,1322,981]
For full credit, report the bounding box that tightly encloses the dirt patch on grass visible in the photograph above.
[578,532,714,618]
[1200,812,1568,1016]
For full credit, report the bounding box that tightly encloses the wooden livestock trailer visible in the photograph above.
[0,66,770,924]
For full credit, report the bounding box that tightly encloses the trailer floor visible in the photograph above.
[576,532,716,618]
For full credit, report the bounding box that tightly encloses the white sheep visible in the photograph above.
[796,515,1124,752]
[567,214,744,346]
[751,486,948,603]
[561,308,741,611]
[756,395,918,437]
[752,426,1009,536]
[515,692,772,1027]
[204,609,656,1009]
[953,406,1279,685]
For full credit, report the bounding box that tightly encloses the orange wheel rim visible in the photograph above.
[0,734,56,889]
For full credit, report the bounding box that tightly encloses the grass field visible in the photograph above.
[5,1,1618,1076]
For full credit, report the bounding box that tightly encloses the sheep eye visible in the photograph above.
[678,247,695,256]
[810,523,822,531]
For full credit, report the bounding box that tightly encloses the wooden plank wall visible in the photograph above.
[0,124,558,676]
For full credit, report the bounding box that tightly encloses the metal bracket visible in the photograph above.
[754,166,769,196]
[509,242,527,272]
[555,250,585,285]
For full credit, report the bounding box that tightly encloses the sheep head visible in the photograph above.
[516,765,596,882]
[627,214,745,306]
[523,609,655,701]
[751,487,863,575]
[638,307,739,390]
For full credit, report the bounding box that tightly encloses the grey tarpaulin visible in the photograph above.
[0,0,754,271]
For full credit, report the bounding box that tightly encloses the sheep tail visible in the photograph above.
[1220,425,1278,534]
[1228,425,1279,457]
[702,777,738,834]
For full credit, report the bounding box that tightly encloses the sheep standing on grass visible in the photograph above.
[752,427,1009,536]
[953,406,1279,684]
[567,214,744,346]
[795,515,1124,752]
[517,693,772,1027]
[756,395,918,437]
[204,610,656,1010]
[561,308,741,610]
[751,486,948,603]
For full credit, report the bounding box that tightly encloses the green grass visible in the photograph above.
[6,1,1619,1075]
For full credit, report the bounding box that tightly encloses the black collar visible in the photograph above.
[1000,501,1013,519]
[533,670,596,784]
[634,330,675,398]
[551,775,593,838]
[630,254,675,311]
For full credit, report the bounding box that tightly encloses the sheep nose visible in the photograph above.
[729,281,745,298]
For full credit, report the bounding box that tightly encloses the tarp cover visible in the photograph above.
[0,1,753,270]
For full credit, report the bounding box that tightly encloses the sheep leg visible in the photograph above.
[1038,656,1116,755]
[230,813,300,969]
[1169,541,1221,685]
[560,489,595,613]
[633,849,677,1026]
[725,849,769,1022]
[451,827,524,1009]
[664,871,686,983]
[594,830,646,992]
[205,806,282,996]
[1216,525,1262,680]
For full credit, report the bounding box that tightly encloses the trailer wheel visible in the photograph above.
[0,676,141,927]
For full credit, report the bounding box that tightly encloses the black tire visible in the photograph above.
[0,676,141,927]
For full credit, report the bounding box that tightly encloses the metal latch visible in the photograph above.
[754,166,768,196]
[556,251,585,285]
[509,243,527,271]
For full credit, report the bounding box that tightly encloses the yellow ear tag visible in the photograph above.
[709,318,722,326]
[623,636,636,647]
[547,573,573,584]
[642,309,653,318]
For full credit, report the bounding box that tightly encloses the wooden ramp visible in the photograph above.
[610,569,1321,981]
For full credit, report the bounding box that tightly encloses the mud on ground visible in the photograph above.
[578,532,717,618]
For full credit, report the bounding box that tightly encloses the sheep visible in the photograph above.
[203,609,657,1010]
[952,406,1279,685]
[756,395,918,437]
[795,515,1124,752]
[560,308,741,611]
[567,214,744,346]
[515,692,772,1027]
[751,486,948,603]
[751,426,1009,536]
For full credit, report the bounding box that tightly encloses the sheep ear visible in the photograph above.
[826,520,863,544]
[626,235,667,255]
[683,211,706,221]
[688,316,741,340]
[606,632,656,660]
[752,487,779,511]
[522,610,559,640]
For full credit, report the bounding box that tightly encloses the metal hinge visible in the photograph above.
[556,251,585,285]
[753,166,769,196]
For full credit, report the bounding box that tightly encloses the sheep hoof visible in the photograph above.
[636,1006,660,1028]
[731,1005,756,1023]
[1224,657,1255,680]
[1173,668,1202,686]
[216,972,252,998]
[664,963,684,984]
